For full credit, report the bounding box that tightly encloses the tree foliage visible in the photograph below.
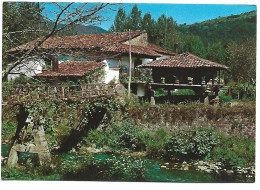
[109,5,182,52]
[110,5,256,85]
[3,2,44,69]
[226,37,256,84]
[2,2,112,81]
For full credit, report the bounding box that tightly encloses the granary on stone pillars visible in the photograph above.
[136,52,229,104]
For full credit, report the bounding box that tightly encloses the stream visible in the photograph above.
[1,144,252,182]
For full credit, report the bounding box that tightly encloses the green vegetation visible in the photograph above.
[78,119,254,169]
[165,128,219,160]
[61,155,146,181]
[155,89,196,97]
[211,134,255,168]
[2,155,146,181]
[179,11,256,46]
[111,6,256,87]
[82,119,143,152]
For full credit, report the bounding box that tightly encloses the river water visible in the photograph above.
[1,144,250,182]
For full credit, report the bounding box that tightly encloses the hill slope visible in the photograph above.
[75,25,108,34]
[179,11,256,46]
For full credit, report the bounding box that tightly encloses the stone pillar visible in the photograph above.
[32,125,51,165]
[7,147,19,168]
[7,113,51,168]
[204,93,209,105]
[150,90,155,106]
[214,96,219,107]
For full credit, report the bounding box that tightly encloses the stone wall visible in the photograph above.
[123,33,148,47]
[126,106,255,138]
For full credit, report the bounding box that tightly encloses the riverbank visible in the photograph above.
[1,102,255,182]
[1,144,255,182]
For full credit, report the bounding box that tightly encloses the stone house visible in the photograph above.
[6,30,175,83]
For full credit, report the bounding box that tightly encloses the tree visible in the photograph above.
[109,7,127,32]
[108,4,181,51]
[207,42,227,65]
[2,2,114,81]
[141,12,156,42]
[3,2,44,69]
[179,34,207,58]
[127,5,142,31]
[226,37,256,85]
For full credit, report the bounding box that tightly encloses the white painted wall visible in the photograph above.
[156,55,170,60]
[141,58,153,64]
[103,60,119,84]
[7,59,46,81]
[6,55,155,83]
[137,83,145,97]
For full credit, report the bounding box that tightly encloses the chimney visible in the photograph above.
[52,57,59,72]
[174,43,178,54]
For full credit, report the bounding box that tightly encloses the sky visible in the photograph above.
[43,2,256,31]
[99,3,256,30]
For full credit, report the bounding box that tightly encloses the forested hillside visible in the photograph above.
[110,6,256,85]
[179,11,256,47]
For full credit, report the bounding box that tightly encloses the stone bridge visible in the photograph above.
[2,83,125,168]
[2,83,121,105]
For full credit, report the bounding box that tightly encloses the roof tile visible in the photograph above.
[35,60,105,77]
[137,52,229,70]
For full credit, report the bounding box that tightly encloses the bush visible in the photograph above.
[2,154,146,181]
[219,95,232,103]
[61,155,147,181]
[172,89,196,95]
[140,128,170,158]
[165,127,219,160]
[211,134,255,168]
[83,120,142,152]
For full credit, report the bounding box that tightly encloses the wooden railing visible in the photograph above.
[2,83,119,104]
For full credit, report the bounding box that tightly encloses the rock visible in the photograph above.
[131,152,147,157]
[198,161,204,165]
[183,165,189,171]
[226,170,234,174]
[205,169,212,173]
[198,166,207,171]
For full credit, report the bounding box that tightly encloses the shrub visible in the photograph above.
[108,119,141,151]
[219,95,232,103]
[83,120,142,152]
[1,106,18,142]
[172,89,196,95]
[211,134,255,168]
[141,128,170,158]
[165,127,219,160]
[61,155,147,181]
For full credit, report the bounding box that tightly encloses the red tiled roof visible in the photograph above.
[35,60,105,77]
[6,31,144,52]
[6,31,175,57]
[137,52,229,70]
[101,43,160,57]
[147,43,176,56]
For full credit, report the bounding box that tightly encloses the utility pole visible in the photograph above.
[128,29,132,98]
